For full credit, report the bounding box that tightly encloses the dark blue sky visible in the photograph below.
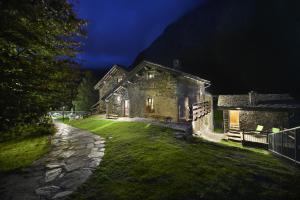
[74,0,203,69]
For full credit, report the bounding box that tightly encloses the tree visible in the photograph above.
[0,0,85,132]
[73,71,98,111]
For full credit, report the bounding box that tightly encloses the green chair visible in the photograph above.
[254,125,264,134]
[272,128,280,133]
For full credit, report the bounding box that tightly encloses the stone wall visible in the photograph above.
[127,69,178,121]
[97,69,127,113]
[106,88,129,117]
[239,110,290,131]
[176,76,204,121]
[223,110,291,132]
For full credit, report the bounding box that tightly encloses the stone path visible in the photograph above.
[0,122,105,200]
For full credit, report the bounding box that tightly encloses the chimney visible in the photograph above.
[249,91,257,106]
[173,59,181,70]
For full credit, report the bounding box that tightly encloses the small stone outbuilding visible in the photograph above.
[218,91,300,133]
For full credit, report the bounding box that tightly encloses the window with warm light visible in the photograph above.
[147,72,154,79]
[117,77,122,83]
[146,97,154,111]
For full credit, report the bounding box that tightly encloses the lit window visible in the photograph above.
[117,96,121,102]
[147,72,154,79]
[146,98,154,110]
[117,77,122,83]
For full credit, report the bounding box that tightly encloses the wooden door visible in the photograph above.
[124,100,129,117]
[229,110,240,130]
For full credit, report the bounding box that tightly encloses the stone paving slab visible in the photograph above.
[0,122,105,200]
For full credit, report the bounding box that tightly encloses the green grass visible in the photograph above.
[66,116,300,200]
[214,109,224,133]
[0,136,50,172]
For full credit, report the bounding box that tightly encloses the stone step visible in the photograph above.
[229,129,240,133]
[227,132,241,137]
[228,136,242,142]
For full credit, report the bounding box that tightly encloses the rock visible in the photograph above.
[91,147,99,152]
[93,135,101,140]
[74,145,86,150]
[35,186,61,197]
[95,143,105,148]
[59,169,92,190]
[88,158,102,168]
[60,150,75,159]
[94,140,102,145]
[86,143,94,149]
[46,163,64,169]
[52,191,73,199]
[88,151,104,158]
[65,160,86,172]
[45,168,62,182]
[72,149,90,157]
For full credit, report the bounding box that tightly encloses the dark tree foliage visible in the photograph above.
[73,71,98,111]
[0,0,86,131]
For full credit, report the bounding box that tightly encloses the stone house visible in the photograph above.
[218,91,300,133]
[93,65,128,113]
[95,60,213,133]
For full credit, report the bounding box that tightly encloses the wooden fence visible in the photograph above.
[192,101,211,121]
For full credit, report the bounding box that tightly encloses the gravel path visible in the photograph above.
[0,122,105,200]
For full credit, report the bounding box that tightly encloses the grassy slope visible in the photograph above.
[67,116,300,200]
[0,136,50,172]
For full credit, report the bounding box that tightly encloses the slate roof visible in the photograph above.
[94,65,128,90]
[218,93,300,111]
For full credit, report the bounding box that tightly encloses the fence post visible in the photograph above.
[266,132,269,149]
[281,132,284,154]
[242,130,245,144]
[295,130,297,163]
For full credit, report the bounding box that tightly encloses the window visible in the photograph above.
[117,77,122,83]
[146,97,154,112]
[147,72,154,79]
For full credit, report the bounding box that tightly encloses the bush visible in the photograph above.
[0,119,55,142]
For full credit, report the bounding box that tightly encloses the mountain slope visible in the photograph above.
[134,0,300,97]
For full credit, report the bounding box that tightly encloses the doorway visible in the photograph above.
[124,100,130,117]
[229,110,240,130]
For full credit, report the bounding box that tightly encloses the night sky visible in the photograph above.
[74,0,203,69]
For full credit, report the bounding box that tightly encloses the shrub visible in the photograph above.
[0,117,55,142]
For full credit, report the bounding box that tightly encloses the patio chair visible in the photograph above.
[254,125,264,134]
[272,128,280,133]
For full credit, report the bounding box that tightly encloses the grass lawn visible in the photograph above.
[0,136,50,172]
[66,116,300,200]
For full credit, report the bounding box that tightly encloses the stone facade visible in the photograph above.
[94,65,127,113]
[126,69,178,120]
[222,110,291,131]
[98,61,212,131]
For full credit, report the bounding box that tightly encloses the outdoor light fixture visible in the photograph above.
[117,96,121,102]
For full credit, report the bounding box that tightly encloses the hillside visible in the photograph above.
[134,0,300,98]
